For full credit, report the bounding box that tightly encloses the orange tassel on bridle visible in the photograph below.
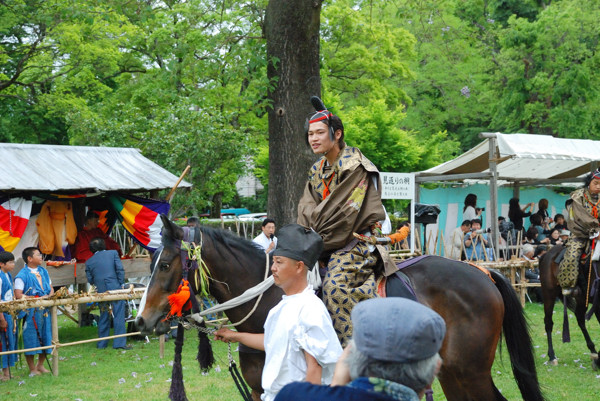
[166,280,191,319]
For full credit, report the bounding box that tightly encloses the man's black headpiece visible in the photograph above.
[304,96,335,141]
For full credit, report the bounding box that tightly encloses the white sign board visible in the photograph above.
[381,173,415,200]
[380,172,415,253]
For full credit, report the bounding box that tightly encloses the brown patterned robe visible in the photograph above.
[297,146,386,346]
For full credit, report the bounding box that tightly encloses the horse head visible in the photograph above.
[136,214,186,335]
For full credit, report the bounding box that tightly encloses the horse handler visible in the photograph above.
[214,224,342,401]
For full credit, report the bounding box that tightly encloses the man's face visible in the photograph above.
[262,222,275,238]
[461,224,472,233]
[271,255,300,291]
[28,250,43,266]
[472,222,481,231]
[307,121,336,155]
[0,260,15,272]
[590,178,600,195]
[86,217,99,230]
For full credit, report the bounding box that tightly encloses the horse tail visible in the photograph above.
[490,269,545,401]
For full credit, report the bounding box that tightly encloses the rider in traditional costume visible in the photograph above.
[558,169,600,296]
[297,97,387,346]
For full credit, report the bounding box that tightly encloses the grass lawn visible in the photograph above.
[1,302,599,400]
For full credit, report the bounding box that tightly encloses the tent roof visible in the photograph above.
[0,143,191,192]
[417,133,600,182]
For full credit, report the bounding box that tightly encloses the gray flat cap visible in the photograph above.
[352,298,446,363]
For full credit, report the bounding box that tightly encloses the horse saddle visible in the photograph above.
[376,256,429,301]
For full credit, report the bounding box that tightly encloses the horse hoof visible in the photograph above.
[591,354,599,371]
[550,359,558,366]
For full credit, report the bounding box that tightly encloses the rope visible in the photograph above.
[187,255,273,327]
[227,343,253,401]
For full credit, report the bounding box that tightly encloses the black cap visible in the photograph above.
[272,224,323,270]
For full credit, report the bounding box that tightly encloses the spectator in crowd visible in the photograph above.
[559,229,570,243]
[14,247,54,376]
[553,214,567,231]
[462,194,482,222]
[524,225,550,245]
[0,251,16,381]
[74,210,122,262]
[253,218,278,254]
[548,228,563,246]
[463,219,493,261]
[508,198,535,234]
[447,220,471,260]
[186,216,200,242]
[521,244,543,302]
[535,198,553,225]
[274,297,446,401]
[215,224,342,401]
[530,214,551,243]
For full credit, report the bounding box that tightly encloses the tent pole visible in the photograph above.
[487,134,499,255]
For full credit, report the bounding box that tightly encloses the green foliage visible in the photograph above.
[343,99,459,172]
[491,0,600,138]
[3,0,600,213]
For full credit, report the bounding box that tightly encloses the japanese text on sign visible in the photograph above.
[381,173,415,200]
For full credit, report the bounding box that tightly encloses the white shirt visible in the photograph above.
[463,206,478,222]
[261,285,342,401]
[253,232,277,253]
[446,227,466,260]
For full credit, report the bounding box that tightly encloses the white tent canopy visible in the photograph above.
[418,133,600,183]
[415,132,600,253]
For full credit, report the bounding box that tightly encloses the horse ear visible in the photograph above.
[160,214,184,241]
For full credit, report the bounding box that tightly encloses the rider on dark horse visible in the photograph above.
[558,169,600,296]
[297,96,391,347]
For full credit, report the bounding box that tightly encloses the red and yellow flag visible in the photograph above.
[0,198,33,252]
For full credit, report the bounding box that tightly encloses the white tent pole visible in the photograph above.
[481,132,499,253]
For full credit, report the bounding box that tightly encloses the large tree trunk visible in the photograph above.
[265,0,322,227]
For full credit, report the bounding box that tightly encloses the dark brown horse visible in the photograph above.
[539,244,600,369]
[137,216,544,401]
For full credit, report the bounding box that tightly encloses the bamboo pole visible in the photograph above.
[57,306,79,324]
[0,289,145,312]
[159,334,165,359]
[165,165,191,203]
[52,306,59,376]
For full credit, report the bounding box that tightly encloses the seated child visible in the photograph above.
[14,247,54,376]
[0,251,17,381]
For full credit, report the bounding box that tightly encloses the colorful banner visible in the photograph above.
[0,197,33,252]
[109,195,170,251]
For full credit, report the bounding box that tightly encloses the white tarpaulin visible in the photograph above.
[419,133,600,182]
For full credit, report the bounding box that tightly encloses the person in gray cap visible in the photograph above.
[274,298,446,401]
[214,224,342,401]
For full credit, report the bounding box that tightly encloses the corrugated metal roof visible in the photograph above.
[0,143,191,192]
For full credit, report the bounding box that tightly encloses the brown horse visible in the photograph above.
[137,216,545,401]
[538,244,600,369]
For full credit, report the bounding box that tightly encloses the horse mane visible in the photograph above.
[199,225,267,264]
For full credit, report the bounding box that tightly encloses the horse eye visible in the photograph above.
[159,262,170,271]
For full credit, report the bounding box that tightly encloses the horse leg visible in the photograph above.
[239,351,265,401]
[594,309,600,370]
[543,295,558,365]
[574,302,598,357]
[436,297,506,401]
